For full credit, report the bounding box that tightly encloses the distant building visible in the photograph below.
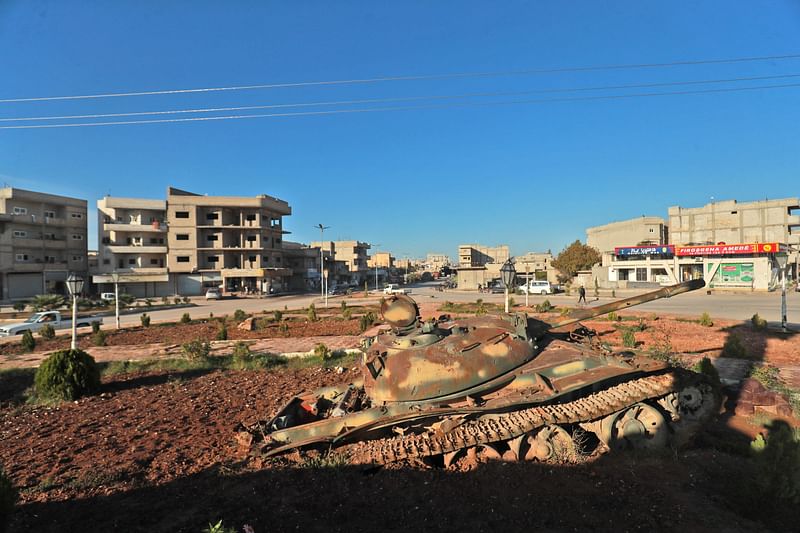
[515,251,558,284]
[367,251,394,269]
[456,243,510,290]
[425,253,451,272]
[310,240,371,286]
[586,216,667,254]
[0,187,88,300]
[283,241,323,291]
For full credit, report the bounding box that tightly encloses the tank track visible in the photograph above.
[346,369,714,464]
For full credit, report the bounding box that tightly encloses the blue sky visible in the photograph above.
[1,1,799,259]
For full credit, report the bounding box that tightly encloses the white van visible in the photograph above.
[520,280,553,295]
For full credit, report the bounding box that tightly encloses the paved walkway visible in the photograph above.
[0,335,363,370]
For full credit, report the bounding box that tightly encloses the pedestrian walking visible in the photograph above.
[578,285,587,305]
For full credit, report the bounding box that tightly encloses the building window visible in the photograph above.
[207,256,219,263]
[174,234,189,241]
[44,232,56,240]
[263,256,269,263]
[246,214,256,221]
[44,210,55,218]
[248,255,256,262]
[206,213,219,220]
[12,207,27,215]
[12,230,27,238]
[72,234,83,240]
[175,211,189,219]
[649,228,654,233]
[150,259,159,265]
[275,256,281,263]
[70,213,83,219]
[149,238,158,244]
[176,256,190,263]
[246,235,257,242]
[15,254,29,262]
[103,259,110,265]
[636,268,647,281]
[44,256,56,264]
[128,259,136,265]
[207,235,218,241]
[72,255,82,261]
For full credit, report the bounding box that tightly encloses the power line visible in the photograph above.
[1,53,799,104]
[2,81,798,130]
[2,73,799,123]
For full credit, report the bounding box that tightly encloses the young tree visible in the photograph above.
[551,240,601,281]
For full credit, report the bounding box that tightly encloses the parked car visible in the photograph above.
[487,281,505,294]
[328,285,346,295]
[520,280,554,295]
[0,311,103,337]
[205,288,222,300]
[384,284,409,295]
[100,292,116,301]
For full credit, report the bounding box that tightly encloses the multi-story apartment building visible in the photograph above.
[515,251,558,284]
[166,187,291,295]
[283,241,324,291]
[310,240,371,285]
[586,216,667,254]
[456,243,510,290]
[93,196,169,297]
[0,187,88,300]
[367,251,394,269]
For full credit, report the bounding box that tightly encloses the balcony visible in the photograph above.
[107,245,168,254]
[105,223,167,233]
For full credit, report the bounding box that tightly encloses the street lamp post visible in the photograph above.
[525,261,529,308]
[500,259,516,314]
[314,224,330,303]
[65,273,84,351]
[775,253,789,332]
[373,244,382,292]
[110,272,120,330]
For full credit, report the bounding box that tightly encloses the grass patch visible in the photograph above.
[750,365,800,418]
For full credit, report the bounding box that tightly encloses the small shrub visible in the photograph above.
[607,311,619,322]
[749,421,800,507]
[161,296,169,305]
[140,313,151,327]
[535,300,553,313]
[364,281,369,298]
[233,309,247,322]
[722,333,747,358]
[692,357,721,388]
[699,312,713,327]
[181,339,211,360]
[21,330,36,352]
[232,341,251,360]
[751,313,768,330]
[340,301,347,312]
[273,310,283,322]
[39,323,56,340]
[31,294,65,311]
[182,296,190,304]
[92,330,107,346]
[559,306,571,317]
[633,318,648,332]
[216,324,228,341]
[174,297,181,305]
[91,321,101,334]
[34,348,100,401]
[622,329,636,348]
[475,298,487,316]
[314,343,331,360]
[1,467,18,531]
[611,289,616,298]
[279,322,290,335]
[343,308,353,320]
[203,520,237,533]
[508,296,515,308]
[12,301,26,312]
[145,298,153,308]
[593,278,599,297]
[180,313,191,324]
[307,303,318,322]
[359,311,377,333]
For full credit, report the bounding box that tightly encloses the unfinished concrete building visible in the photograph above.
[0,187,88,300]
[586,216,667,254]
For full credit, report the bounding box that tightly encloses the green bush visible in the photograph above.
[233,309,247,322]
[359,311,376,333]
[722,333,747,358]
[92,330,107,347]
[31,294,65,311]
[161,296,169,305]
[633,318,648,332]
[173,297,181,305]
[180,313,191,324]
[622,329,636,348]
[12,301,26,312]
[314,343,331,360]
[343,308,353,320]
[340,301,347,312]
[144,298,153,308]
[181,339,210,360]
[307,303,318,322]
[508,296,515,308]
[232,341,251,360]
[607,311,619,322]
[34,348,100,401]
[216,324,228,341]
[39,323,56,340]
[182,296,190,304]
[692,356,721,388]
[535,300,553,313]
[0,467,17,533]
[475,298,487,316]
[750,421,800,506]
[140,313,151,327]
[272,310,283,322]
[21,330,35,352]
[91,321,101,334]
[699,312,714,327]
[611,289,616,298]
[751,313,768,330]
[279,322,290,334]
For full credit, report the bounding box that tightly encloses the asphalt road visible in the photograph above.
[106,281,800,327]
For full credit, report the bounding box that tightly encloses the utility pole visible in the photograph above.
[111,272,120,329]
[373,244,382,292]
[314,224,330,304]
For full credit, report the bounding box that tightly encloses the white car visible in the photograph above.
[383,284,409,295]
[100,292,116,302]
[205,288,222,300]
[520,280,554,295]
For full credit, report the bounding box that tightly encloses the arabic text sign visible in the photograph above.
[614,245,674,256]
[676,243,782,256]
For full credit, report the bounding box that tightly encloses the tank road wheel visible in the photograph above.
[504,425,577,462]
[657,382,719,447]
[596,403,669,451]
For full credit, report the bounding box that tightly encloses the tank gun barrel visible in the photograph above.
[547,279,706,329]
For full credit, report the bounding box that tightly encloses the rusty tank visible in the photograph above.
[238,279,720,466]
